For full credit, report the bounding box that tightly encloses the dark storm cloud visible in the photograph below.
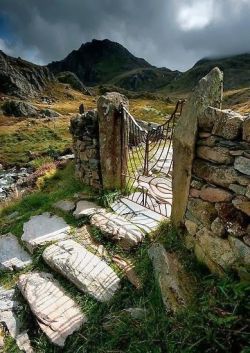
[0,0,250,70]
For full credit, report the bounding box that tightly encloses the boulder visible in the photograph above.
[21,213,70,253]
[193,159,249,188]
[195,228,236,275]
[90,210,144,249]
[2,100,38,117]
[212,109,244,140]
[148,243,194,312]
[43,240,120,302]
[196,145,233,164]
[172,68,223,226]
[56,71,91,95]
[0,233,32,271]
[199,186,233,203]
[187,198,217,227]
[242,116,250,142]
[234,156,250,176]
[39,108,61,118]
[18,272,86,347]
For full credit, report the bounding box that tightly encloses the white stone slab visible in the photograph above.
[18,272,86,347]
[21,213,70,253]
[129,210,166,233]
[43,240,120,302]
[90,210,144,249]
[73,200,102,219]
[0,233,32,271]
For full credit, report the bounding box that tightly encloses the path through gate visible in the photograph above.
[119,100,185,217]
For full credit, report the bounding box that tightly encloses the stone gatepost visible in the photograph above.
[97,92,129,190]
[172,67,223,227]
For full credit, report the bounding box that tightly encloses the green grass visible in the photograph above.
[0,165,249,353]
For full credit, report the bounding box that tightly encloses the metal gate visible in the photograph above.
[119,100,185,216]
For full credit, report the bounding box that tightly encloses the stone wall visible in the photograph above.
[184,106,250,278]
[70,110,102,189]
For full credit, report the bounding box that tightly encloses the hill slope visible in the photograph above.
[0,50,54,98]
[164,53,250,93]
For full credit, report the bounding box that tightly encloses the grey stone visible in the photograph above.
[232,196,250,216]
[229,236,250,266]
[197,145,233,164]
[185,220,198,236]
[234,156,250,176]
[229,184,246,196]
[0,233,32,271]
[73,200,102,219]
[198,106,218,131]
[53,200,75,212]
[211,217,225,237]
[172,67,223,227]
[187,198,217,227]
[195,228,236,275]
[246,185,250,199]
[18,272,86,347]
[212,109,244,140]
[90,209,144,249]
[148,243,194,312]
[21,213,70,253]
[39,108,61,118]
[43,240,120,302]
[193,159,249,188]
[2,100,38,117]
[243,116,250,142]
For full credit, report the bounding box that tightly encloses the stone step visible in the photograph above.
[42,239,120,302]
[18,272,86,347]
[90,209,145,249]
[0,233,32,271]
[21,213,70,253]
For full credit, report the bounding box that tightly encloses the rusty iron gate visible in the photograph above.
[119,100,185,216]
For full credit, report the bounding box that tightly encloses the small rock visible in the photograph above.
[43,240,120,302]
[148,243,194,312]
[189,188,200,198]
[234,156,250,176]
[199,186,233,203]
[243,116,250,142]
[53,200,75,213]
[229,184,246,196]
[18,272,86,347]
[232,196,250,216]
[211,217,225,237]
[191,179,204,189]
[73,200,101,219]
[123,307,147,320]
[21,213,70,253]
[58,154,74,161]
[187,198,217,227]
[185,220,198,236]
[39,108,61,118]
[0,233,32,271]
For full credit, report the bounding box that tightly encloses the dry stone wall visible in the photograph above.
[184,106,250,278]
[70,110,102,189]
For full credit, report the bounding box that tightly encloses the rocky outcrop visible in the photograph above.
[2,100,38,117]
[56,71,91,95]
[0,50,54,98]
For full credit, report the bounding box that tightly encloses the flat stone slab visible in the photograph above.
[18,272,86,347]
[90,209,144,249]
[0,287,34,352]
[111,198,166,233]
[73,200,102,219]
[148,243,194,313]
[43,240,120,302]
[21,213,70,253]
[0,233,32,271]
[53,200,75,213]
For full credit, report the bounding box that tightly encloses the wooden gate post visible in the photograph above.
[97,92,129,190]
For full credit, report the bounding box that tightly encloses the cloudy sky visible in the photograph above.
[0,0,250,71]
